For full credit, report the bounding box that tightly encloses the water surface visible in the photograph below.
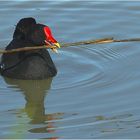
[0,1,140,139]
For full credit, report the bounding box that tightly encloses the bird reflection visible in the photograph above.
[3,77,63,127]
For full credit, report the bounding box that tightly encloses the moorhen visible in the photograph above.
[0,17,60,80]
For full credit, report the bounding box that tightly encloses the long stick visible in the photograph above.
[0,37,140,54]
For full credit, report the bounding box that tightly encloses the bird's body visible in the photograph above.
[0,17,59,80]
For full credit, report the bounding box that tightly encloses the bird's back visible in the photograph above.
[0,39,57,79]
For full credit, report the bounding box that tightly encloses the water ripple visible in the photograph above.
[52,44,126,91]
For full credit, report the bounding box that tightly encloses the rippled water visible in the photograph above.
[0,1,140,139]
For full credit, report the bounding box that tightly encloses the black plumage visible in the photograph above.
[0,17,57,79]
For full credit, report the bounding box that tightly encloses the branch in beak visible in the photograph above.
[44,40,60,53]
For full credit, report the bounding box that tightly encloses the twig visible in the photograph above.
[61,37,114,47]
[0,37,140,54]
[0,45,52,54]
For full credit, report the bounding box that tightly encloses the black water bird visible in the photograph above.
[0,17,60,80]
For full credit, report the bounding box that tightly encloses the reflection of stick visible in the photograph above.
[0,37,140,54]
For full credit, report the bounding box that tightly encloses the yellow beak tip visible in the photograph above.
[54,43,61,48]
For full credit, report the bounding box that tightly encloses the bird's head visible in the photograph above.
[13,17,60,51]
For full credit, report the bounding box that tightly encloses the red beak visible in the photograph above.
[43,26,60,48]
